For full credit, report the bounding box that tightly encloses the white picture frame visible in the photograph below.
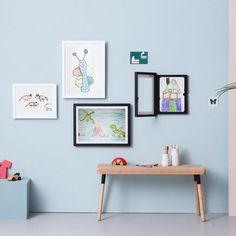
[13,84,57,119]
[62,41,106,99]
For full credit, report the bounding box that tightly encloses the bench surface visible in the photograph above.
[97,164,205,175]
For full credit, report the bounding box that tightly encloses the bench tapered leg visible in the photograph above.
[194,175,205,222]
[193,175,200,215]
[97,174,106,221]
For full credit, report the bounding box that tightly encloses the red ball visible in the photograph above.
[112,157,127,166]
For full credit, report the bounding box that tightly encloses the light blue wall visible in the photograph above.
[0,0,228,213]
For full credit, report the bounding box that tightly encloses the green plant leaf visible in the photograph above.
[216,83,236,97]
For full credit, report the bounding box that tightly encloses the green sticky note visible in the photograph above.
[130,51,148,64]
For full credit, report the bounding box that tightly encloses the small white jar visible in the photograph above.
[171,148,180,166]
[161,154,169,167]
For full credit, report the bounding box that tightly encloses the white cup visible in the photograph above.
[161,154,169,167]
[172,148,180,166]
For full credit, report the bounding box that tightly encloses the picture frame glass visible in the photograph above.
[135,72,157,117]
[74,104,130,146]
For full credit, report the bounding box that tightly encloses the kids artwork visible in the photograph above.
[73,104,130,146]
[62,41,105,98]
[13,84,57,119]
[158,75,188,114]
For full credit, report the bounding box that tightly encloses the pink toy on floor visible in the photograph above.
[0,160,12,179]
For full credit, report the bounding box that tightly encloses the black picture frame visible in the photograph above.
[73,103,131,146]
[135,72,158,117]
[157,74,188,114]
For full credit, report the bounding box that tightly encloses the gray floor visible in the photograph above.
[0,213,236,236]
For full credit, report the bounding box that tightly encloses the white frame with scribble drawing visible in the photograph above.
[13,84,57,119]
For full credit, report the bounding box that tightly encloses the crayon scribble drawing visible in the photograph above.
[13,84,57,119]
[63,41,105,98]
[74,105,130,146]
[160,76,186,113]
[18,93,49,108]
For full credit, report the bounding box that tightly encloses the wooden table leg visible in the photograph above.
[97,174,106,221]
[193,175,200,215]
[194,175,205,222]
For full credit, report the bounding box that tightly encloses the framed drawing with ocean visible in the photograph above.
[73,104,130,146]
[62,41,105,98]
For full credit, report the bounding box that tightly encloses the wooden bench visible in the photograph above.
[97,164,206,221]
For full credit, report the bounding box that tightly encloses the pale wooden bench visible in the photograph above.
[97,164,206,222]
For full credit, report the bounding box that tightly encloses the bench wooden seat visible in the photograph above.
[97,164,206,222]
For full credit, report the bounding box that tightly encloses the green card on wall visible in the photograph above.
[130,51,148,64]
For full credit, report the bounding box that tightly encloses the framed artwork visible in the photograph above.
[73,104,130,146]
[135,72,157,117]
[13,84,57,119]
[158,75,188,114]
[62,41,105,98]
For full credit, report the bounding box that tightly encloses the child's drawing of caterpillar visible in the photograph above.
[72,49,94,93]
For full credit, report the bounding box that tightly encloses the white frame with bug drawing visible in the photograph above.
[62,41,106,99]
[13,84,57,119]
